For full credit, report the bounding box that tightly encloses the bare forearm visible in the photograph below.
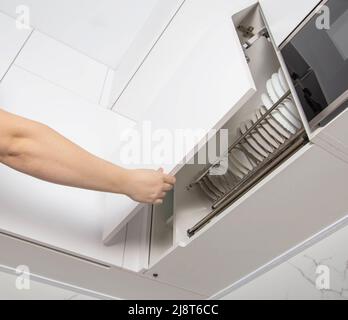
[0,109,175,204]
[1,113,128,194]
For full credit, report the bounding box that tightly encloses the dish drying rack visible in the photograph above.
[186,90,308,237]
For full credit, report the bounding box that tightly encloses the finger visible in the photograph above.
[154,199,163,205]
[158,168,164,173]
[163,183,173,192]
[163,174,176,185]
[158,192,166,199]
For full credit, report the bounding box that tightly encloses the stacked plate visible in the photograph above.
[197,68,303,203]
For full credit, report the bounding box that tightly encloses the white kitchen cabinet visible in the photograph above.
[259,0,321,46]
[113,0,257,123]
[0,233,205,299]
[0,66,136,267]
[312,107,348,164]
[145,144,348,296]
[103,0,258,241]
[15,31,108,104]
[0,12,32,80]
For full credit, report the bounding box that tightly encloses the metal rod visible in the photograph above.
[189,90,291,187]
[187,130,307,237]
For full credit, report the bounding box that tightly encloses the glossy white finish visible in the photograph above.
[259,0,320,46]
[0,12,32,80]
[146,145,348,295]
[108,0,185,109]
[0,66,136,266]
[113,0,256,121]
[0,0,161,68]
[0,233,205,299]
[15,32,108,104]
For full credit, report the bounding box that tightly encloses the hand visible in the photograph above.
[122,168,176,204]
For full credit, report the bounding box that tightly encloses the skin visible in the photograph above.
[0,108,176,204]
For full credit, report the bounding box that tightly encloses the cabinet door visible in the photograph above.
[0,12,32,79]
[145,144,348,296]
[313,108,348,163]
[259,0,320,46]
[103,0,257,242]
[114,0,256,125]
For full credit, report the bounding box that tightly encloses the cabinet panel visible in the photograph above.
[0,66,136,267]
[114,0,256,122]
[15,31,108,104]
[146,144,348,296]
[259,0,320,46]
[0,12,32,80]
[313,108,348,163]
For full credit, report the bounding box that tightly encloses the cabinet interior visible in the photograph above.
[149,3,308,267]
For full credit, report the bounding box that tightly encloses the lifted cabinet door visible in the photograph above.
[259,0,321,46]
[145,144,348,296]
[104,0,257,242]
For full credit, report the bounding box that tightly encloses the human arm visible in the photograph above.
[0,108,175,204]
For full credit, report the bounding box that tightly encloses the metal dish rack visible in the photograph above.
[186,90,308,237]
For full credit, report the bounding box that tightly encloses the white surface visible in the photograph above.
[0,0,161,68]
[15,31,108,104]
[259,0,320,46]
[312,108,348,164]
[0,270,98,300]
[113,0,256,122]
[108,0,185,109]
[103,0,257,240]
[0,66,136,266]
[0,12,32,80]
[146,145,348,295]
[221,222,348,300]
[0,233,205,299]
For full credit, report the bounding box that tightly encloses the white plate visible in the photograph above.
[278,68,289,91]
[261,94,293,136]
[240,122,269,158]
[272,73,286,98]
[282,99,302,129]
[228,157,246,180]
[261,92,274,109]
[259,106,291,139]
[245,120,274,153]
[266,79,279,104]
[252,112,280,149]
[231,148,254,171]
[278,104,297,134]
[256,108,285,144]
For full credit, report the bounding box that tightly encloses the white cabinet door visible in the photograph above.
[103,0,257,241]
[0,66,136,267]
[0,12,32,80]
[145,144,348,296]
[259,0,320,46]
[312,108,348,163]
[114,0,256,124]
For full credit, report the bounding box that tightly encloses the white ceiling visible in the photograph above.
[0,0,161,68]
